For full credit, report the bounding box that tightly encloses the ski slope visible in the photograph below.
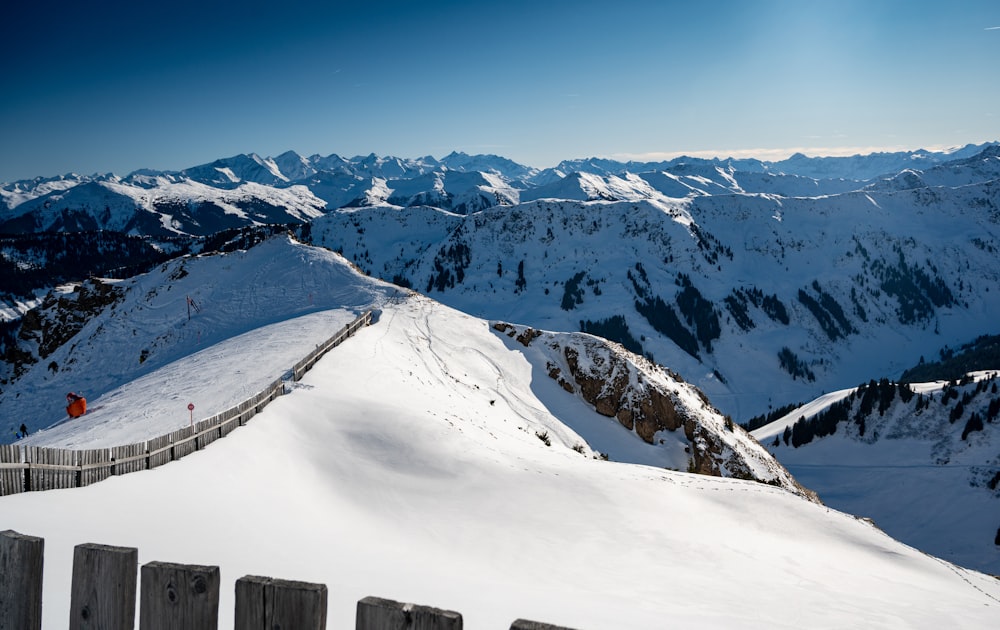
[3,295,999,629]
[2,236,392,439]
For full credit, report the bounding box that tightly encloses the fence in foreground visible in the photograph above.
[0,311,373,497]
[0,530,576,630]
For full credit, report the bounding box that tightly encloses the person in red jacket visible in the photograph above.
[66,392,87,418]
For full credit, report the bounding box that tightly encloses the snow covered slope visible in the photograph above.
[9,144,997,423]
[2,293,998,630]
[492,321,810,495]
[752,373,1000,574]
[0,236,392,434]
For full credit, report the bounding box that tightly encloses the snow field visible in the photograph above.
[2,296,999,629]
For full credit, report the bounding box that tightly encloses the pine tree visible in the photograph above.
[961,412,984,440]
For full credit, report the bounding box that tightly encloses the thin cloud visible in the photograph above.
[612,144,959,162]
[986,26,1000,30]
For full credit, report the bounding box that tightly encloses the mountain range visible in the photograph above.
[2,142,1000,592]
[4,144,1000,426]
[2,144,995,236]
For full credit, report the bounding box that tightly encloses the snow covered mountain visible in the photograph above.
[310,146,1000,423]
[0,237,386,430]
[0,174,327,236]
[3,143,994,238]
[346,169,519,213]
[533,143,997,184]
[0,235,806,497]
[752,372,1000,574]
[2,236,998,629]
[772,142,997,181]
[3,143,1000,592]
[4,144,1000,424]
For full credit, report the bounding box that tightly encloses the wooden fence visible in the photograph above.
[0,311,373,497]
[0,530,577,630]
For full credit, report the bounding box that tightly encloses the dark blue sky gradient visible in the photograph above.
[2,1,998,181]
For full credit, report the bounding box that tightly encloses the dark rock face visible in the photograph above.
[2,279,124,383]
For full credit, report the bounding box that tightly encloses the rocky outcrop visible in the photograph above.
[494,321,818,501]
[1,279,123,384]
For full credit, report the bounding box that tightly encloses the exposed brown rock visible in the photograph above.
[640,388,682,431]
[684,418,723,476]
[515,327,543,347]
[492,322,516,337]
[616,408,634,431]
[563,344,679,444]
[547,363,574,393]
[492,321,815,500]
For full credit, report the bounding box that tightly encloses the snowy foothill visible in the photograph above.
[752,373,1000,574]
[3,294,1000,629]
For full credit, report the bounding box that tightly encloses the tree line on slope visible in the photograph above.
[0,231,189,299]
[771,375,998,449]
[900,334,1000,383]
[0,224,310,304]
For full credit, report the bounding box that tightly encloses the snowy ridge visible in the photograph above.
[0,236,392,439]
[0,177,326,236]
[350,170,519,213]
[0,174,82,210]
[3,235,807,504]
[0,312,372,497]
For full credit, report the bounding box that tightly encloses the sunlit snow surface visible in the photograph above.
[3,237,388,439]
[3,295,999,629]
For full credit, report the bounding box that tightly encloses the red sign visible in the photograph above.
[187,403,195,411]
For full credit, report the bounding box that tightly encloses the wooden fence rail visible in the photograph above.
[0,311,373,497]
[0,530,578,630]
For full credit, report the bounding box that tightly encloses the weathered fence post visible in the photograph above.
[0,530,44,630]
[510,620,578,630]
[356,596,463,630]
[234,575,327,630]
[0,444,25,496]
[139,561,220,630]
[69,543,138,630]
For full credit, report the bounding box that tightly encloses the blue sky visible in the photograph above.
[1,0,998,181]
